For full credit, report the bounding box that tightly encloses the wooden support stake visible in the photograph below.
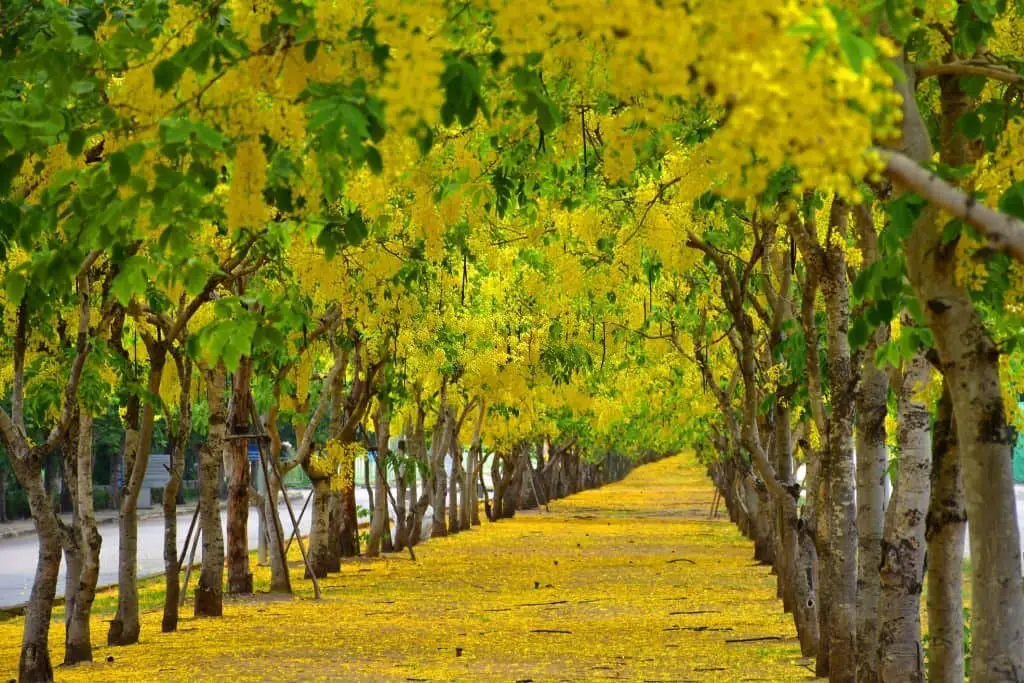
[249,401,319,598]
[177,502,201,571]
[179,528,201,607]
[249,402,292,592]
[284,490,313,555]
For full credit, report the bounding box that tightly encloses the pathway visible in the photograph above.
[1,453,807,681]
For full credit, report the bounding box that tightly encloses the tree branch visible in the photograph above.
[917,61,1024,85]
[880,148,1024,262]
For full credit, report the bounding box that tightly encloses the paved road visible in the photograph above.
[0,491,369,610]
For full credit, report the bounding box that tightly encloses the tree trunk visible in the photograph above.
[447,439,462,534]
[109,346,166,646]
[339,482,360,558]
[195,364,226,618]
[162,372,191,631]
[225,359,253,595]
[499,449,524,519]
[393,447,409,551]
[463,407,484,530]
[326,490,343,571]
[14,464,62,683]
[490,453,506,520]
[305,476,332,578]
[58,410,84,664]
[898,62,1024,681]
[66,411,101,663]
[855,323,890,683]
[793,514,820,658]
[366,401,391,557]
[261,400,291,593]
[469,449,482,526]
[818,205,857,683]
[925,383,966,683]
[431,451,448,537]
[878,346,931,682]
[262,471,291,592]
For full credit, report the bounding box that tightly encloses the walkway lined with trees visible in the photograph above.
[0,452,805,682]
[4,1,1024,681]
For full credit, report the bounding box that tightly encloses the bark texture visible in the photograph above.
[225,359,254,595]
[195,364,226,617]
[896,60,1024,681]
[925,383,966,683]
[878,346,931,683]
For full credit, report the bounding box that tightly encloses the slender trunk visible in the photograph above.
[407,439,425,547]
[469,449,482,526]
[339,482,359,558]
[262,398,291,592]
[819,204,857,683]
[195,364,226,618]
[59,411,84,664]
[162,379,190,631]
[431,452,448,537]
[490,453,505,520]
[263,472,291,592]
[428,405,451,537]
[447,440,461,534]
[393,449,409,551]
[326,490,342,571]
[463,432,480,530]
[925,383,966,683]
[66,412,101,662]
[109,346,166,646]
[812,442,832,678]
[502,446,527,518]
[15,464,62,683]
[364,454,374,522]
[795,515,821,657]
[61,520,82,659]
[773,404,796,613]
[366,401,391,557]
[305,477,332,577]
[225,359,253,594]
[878,346,931,682]
[855,326,890,683]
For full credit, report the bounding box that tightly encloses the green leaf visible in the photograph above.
[848,316,869,349]
[960,75,987,98]
[838,32,875,74]
[344,212,369,245]
[304,40,319,63]
[111,256,148,305]
[153,58,184,92]
[183,262,210,296]
[998,182,1024,221]
[5,271,26,304]
[365,146,383,174]
[67,130,86,157]
[941,219,965,245]
[0,153,25,195]
[957,111,983,140]
[70,80,96,94]
[109,151,131,185]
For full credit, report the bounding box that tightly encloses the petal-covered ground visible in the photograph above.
[1,453,810,681]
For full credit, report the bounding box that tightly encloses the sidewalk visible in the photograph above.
[0,505,168,541]
[0,491,311,541]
